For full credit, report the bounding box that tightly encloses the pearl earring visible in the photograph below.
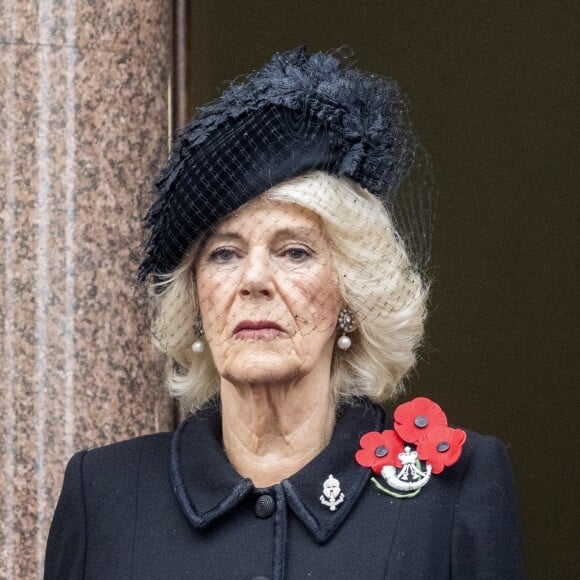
[191,315,205,353]
[337,308,354,350]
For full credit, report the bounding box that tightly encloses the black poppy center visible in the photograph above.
[375,445,388,457]
[437,441,450,453]
[414,415,429,428]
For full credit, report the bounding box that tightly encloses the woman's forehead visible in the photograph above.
[212,198,323,235]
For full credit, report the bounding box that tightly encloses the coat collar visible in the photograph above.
[171,397,385,543]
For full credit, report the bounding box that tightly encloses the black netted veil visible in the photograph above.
[143,105,334,278]
[139,46,434,283]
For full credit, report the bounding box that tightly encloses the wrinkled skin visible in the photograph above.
[196,198,341,390]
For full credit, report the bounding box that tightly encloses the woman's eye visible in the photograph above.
[209,247,237,262]
[283,246,311,261]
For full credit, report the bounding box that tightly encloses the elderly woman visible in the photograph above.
[45,47,524,579]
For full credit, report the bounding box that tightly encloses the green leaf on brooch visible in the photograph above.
[371,476,422,499]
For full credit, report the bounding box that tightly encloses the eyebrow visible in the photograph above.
[271,226,321,241]
[206,231,244,242]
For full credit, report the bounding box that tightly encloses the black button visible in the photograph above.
[254,494,275,518]
[375,445,388,457]
[414,415,428,428]
[437,441,450,453]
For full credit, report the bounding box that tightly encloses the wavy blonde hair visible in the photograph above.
[148,171,427,411]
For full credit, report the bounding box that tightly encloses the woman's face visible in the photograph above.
[195,198,341,388]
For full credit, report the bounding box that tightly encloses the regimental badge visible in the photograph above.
[320,474,345,511]
[381,446,432,490]
[355,397,466,499]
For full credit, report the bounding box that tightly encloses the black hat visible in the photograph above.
[139,46,429,281]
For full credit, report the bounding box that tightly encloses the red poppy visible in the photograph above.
[417,426,467,474]
[355,430,405,474]
[394,397,448,444]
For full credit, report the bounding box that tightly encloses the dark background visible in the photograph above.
[180,2,578,577]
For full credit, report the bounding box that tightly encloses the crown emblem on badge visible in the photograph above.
[381,446,432,492]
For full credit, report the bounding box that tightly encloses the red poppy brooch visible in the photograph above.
[355,397,466,498]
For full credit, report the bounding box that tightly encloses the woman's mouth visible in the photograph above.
[233,320,285,340]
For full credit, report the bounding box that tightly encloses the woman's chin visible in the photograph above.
[221,350,304,386]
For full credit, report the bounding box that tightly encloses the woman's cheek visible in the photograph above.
[199,273,236,328]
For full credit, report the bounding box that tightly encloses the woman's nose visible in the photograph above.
[238,249,275,298]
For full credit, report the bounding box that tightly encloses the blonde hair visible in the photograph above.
[149,171,427,411]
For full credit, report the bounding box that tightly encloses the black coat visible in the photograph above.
[45,399,524,579]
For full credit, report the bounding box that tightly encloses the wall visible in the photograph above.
[0,2,174,577]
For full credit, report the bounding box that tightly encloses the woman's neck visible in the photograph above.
[220,378,335,487]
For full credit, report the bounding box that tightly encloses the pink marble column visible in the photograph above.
[0,1,174,577]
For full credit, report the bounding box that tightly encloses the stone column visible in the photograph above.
[0,1,174,577]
